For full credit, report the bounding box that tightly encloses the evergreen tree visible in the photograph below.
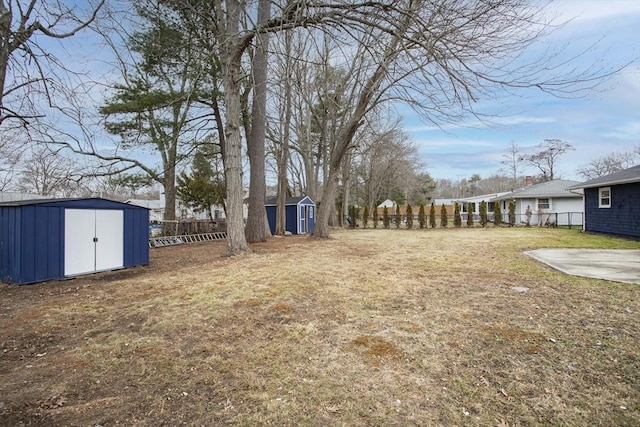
[362,205,369,228]
[406,204,413,229]
[508,200,516,227]
[177,146,226,221]
[466,203,474,227]
[348,205,358,228]
[440,203,448,228]
[494,202,502,226]
[454,202,462,227]
[396,204,402,228]
[383,206,390,229]
[418,202,426,229]
[373,207,379,229]
[429,202,436,228]
[480,201,488,227]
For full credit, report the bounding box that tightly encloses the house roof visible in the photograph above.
[457,192,511,203]
[492,179,582,201]
[567,165,640,190]
[264,196,313,206]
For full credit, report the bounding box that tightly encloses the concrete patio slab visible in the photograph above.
[524,249,640,285]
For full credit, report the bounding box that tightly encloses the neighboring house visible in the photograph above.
[265,196,315,235]
[126,194,230,222]
[457,192,511,219]
[567,165,640,239]
[492,179,583,226]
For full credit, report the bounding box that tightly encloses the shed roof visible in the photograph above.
[567,165,640,190]
[264,196,313,206]
[0,197,149,209]
[492,179,581,201]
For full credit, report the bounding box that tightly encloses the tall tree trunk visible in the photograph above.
[246,0,271,243]
[220,0,250,254]
[276,30,293,235]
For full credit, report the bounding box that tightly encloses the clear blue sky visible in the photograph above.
[403,0,640,181]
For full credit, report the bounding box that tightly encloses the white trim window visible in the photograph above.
[599,187,611,208]
[537,198,550,210]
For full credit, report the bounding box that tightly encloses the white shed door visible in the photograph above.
[64,209,124,276]
[95,210,124,271]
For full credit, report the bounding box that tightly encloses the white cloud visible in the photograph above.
[603,121,640,140]
[553,0,640,24]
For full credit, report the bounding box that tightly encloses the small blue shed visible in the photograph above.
[265,196,315,235]
[0,198,149,284]
[568,165,640,239]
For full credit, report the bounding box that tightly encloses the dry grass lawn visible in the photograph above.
[1,227,639,426]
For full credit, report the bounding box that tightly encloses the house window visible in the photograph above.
[537,198,550,210]
[309,206,314,218]
[599,187,611,208]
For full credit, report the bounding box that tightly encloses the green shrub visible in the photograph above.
[494,202,502,227]
[383,206,390,229]
[509,201,516,226]
[429,202,436,228]
[479,201,488,227]
[466,203,474,227]
[440,204,448,228]
[406,204,413,229]
[396,205,402,228]
[373,207,379,228]
[454,202,462,228]
[348,205,358,228]
[418,202,426,229]
[362,205,369,229]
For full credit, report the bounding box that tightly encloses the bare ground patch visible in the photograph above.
[1,229,639,426]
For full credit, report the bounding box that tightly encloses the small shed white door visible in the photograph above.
[64,209,124,276]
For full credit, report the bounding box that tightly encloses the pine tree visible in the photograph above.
[508,200,516,227]
[383,206,390,229]
[440,203,448,228]
[362,205,369,229]
[480,201,488,227]
[348,205,358,228]
[406,204,413,229]
[429,202,436,228]
[494,202,502,226]
[373,207,379,228]
[454,202,462,228]
[418,202,426,229]
[466,203,474,227]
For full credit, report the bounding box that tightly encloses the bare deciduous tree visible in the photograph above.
[520,139,574,181]
[0,0,104,127]
[577,145,640,179]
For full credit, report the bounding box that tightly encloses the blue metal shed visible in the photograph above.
[0,198,149,284]
[265,196,315,235]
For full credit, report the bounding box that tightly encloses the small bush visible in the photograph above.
[479,201,488,227]
[466,203,474,227]
[418,203,426,229]
[395,205,402,229]
[454,202,462,228]
[383,206,390,229]
[494,202,502,227]
[429,202,436,228]
[440,204,448,228]
[373,207,379,228]
[362,205,369,229]
[508,201,516,226]
[406,204,413,229]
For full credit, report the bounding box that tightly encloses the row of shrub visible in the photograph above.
[348,201,517,229]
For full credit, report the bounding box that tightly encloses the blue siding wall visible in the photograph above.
[285,205,298,233]
[0,198,149,284]
[266,206,277,235]
[584,182,640,238]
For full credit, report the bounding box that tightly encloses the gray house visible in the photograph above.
[567,165,640,239]
[491,179,583,226]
